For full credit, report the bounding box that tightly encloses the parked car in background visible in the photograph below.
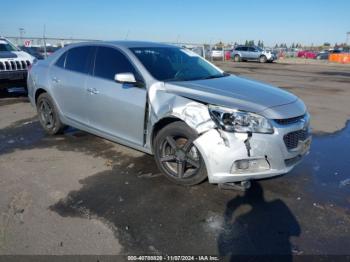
[0,37,35,90]
[186,46,204,57]
[283,48,299,58]
[27,41,311,188]
[231,45,276,63]
[210,47,224,59]
[38,46,60,58]
[316,50,329,60]
[316,49,342,60]
[20,46,45,60]
[297,50,317,59]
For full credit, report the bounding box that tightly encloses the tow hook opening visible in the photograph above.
[218,180,251,191]
[244,131,252,157]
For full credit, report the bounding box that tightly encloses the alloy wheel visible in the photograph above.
[160,135,201,179]
[39,99,55,129]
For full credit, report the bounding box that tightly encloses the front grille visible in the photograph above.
[15,61,21,70]
[275,115,305,125]
[10,61,15,70]
[284,129,308,150]
[0,60,30,71]
[21,61,27,69]
[5,61,10,70]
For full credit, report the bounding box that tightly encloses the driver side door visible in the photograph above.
[84,46,147,146]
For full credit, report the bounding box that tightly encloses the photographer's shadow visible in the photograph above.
[218,182,300,261]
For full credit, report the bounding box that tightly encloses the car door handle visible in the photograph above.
[52,77,60,83]
[86,87,99,94]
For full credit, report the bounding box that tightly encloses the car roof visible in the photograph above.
[68,40,178,49]
[236,45,260,48]
[108,41,176,48]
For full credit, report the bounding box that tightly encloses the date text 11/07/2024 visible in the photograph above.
[127,255,220,261]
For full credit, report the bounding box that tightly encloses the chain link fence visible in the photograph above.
[5,36,210,59]
[5,36,228,60]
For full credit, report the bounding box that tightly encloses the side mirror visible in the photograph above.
[114,73,137,84]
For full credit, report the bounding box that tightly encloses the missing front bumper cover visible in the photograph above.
[218,181,251,191]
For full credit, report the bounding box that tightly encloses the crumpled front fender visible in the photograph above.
[146,82,216,151]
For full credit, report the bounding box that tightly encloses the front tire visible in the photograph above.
[37,93,66,135]
[154,121,207,186]
[259,55,267,63]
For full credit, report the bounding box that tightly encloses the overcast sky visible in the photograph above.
[1,0,349,46]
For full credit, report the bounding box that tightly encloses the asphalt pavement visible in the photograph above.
[0,62,349,259]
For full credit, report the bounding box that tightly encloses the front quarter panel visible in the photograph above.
[146,82,216,151]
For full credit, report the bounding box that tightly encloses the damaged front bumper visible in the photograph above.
[193,119,311,184]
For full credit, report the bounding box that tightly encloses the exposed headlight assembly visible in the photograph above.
[208,105,274,134]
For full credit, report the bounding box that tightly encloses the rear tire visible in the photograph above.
[154,121,207,186]
[234,55,241,62]
[37,93,66,135]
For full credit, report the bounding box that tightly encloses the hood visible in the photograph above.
[0,51,34,61]
[0,51,18,59]
[164,75,298,114]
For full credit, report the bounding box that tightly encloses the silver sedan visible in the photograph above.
[27,41,311,187]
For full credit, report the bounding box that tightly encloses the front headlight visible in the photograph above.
[208,105,274,134]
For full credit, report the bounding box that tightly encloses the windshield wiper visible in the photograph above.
[201,72,230,80]
[163,72,230,82]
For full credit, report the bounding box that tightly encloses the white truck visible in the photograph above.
[0,37,34,91]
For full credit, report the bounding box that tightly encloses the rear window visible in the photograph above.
[55,52,67,68]
[64,46,93,74]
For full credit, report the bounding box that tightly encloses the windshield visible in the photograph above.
[130,47,227,82]
[0,40,18,52]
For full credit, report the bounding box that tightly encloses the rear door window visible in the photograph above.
[93,46,138,81]
[65,46,94,74]
[248,47,256,52]
[241,47,248,51]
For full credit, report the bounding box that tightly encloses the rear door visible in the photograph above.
[247,47,259,59]
[50,46,94,125]
[85,46,147,146]
[240,46,248,59]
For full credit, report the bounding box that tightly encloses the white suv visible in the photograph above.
[0,37,34,90]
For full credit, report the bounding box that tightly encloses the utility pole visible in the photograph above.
[176,34,180,44]
[347,32,350,46]
[43,24,47,58]
[19,28,25,45]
